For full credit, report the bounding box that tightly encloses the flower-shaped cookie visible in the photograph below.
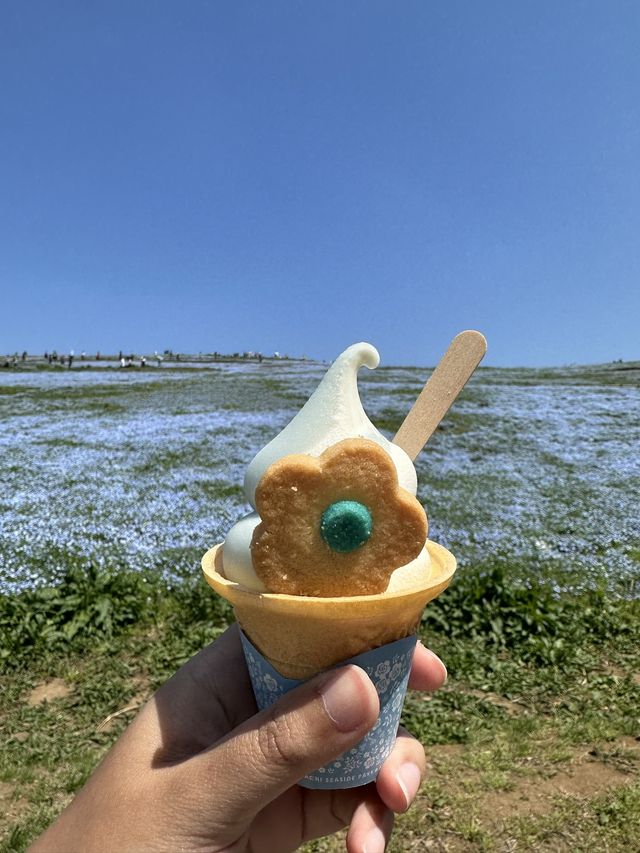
[250,438,428,596]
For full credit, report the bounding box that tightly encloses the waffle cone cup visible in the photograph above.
[202,540,456,679]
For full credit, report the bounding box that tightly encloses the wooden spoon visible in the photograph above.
[392,330,487,460]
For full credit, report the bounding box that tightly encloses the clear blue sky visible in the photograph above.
[1,1,639,366]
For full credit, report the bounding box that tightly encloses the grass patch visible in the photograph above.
[34,437,86,449]
[0,386,30,396]
[374,407,404,434]
[1,559,638,851]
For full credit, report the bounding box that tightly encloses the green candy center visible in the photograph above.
[320,500,373,553]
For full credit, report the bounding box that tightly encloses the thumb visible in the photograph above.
[179,664,379,836]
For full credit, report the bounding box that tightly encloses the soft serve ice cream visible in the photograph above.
[221,342,432,595]
[201,340,457,680]
[201,340,460,787]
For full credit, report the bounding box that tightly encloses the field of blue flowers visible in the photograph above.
[1,359,638,596]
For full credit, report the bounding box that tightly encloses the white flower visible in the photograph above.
[375,660,391,678]
[378,676,391,694]
[263,674,278,691]
[390,662,403,680]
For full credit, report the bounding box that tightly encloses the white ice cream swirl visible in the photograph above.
[222,343,431,592]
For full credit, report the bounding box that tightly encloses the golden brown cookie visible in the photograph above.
[250,438,428,596]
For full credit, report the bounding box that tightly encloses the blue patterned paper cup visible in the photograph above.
[240,631,418,789]
[202,541,457,787]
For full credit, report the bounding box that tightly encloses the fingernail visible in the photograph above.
[319,666,370,732]
[396,762,422,809]
[363,825,386,853]
[419,643,448,684]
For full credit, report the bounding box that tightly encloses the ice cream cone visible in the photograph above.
[202,540,456,679]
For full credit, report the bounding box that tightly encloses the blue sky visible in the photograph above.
[1,1,639,366]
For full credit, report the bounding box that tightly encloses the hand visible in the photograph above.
[30,624,447,853]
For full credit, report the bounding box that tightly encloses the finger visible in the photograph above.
[408,641,447,691]
[159,623,256,730]
[375,726,426,813]
[295,784,378,842]
[177,664,380,841]
[346,795,394,853]
[249,783,380,851]
[139,624,257,763]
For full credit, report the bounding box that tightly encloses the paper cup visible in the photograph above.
[240,630,418,788]
[202,539,456,788]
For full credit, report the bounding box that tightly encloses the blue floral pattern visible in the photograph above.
[240,631,418,789]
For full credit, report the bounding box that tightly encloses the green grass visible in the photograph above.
[1,555,638,852]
